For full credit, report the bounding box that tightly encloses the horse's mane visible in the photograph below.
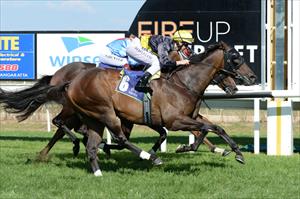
[189,43,222,63]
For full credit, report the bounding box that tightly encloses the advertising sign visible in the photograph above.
[0,33,35,80]
[129,0,262,83]
[36,33,124,78]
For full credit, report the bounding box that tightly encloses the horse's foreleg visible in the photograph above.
[191,114,231,156]
[203,137,216,152]
[211,125,244,164]
[169,115,210,153]
[171,115,243,163]
[194,115,241,161]
[203,137,231,156]
[191,131,231,156]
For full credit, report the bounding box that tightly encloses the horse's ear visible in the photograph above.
[219,41,226,47]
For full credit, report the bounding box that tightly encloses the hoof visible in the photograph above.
[73,139,80,157]
[235,154,245,164]
[148,149,156,155]
[36,152,48,162]
[153,157,163,166]
[175,144,191,153]
[25,158,33,164]
[222,150,232,157]
[176,145,184,153]
[94,170,103,177]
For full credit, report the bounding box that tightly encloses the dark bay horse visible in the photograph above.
[55,42,256,175]
[0,42,256,175]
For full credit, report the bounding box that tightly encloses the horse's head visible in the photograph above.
[219,41,257,86]
[211,74,238,95]
[169,50,238,95]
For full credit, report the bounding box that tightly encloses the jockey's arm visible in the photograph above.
[157,43,176,70]
[157,43,189,71]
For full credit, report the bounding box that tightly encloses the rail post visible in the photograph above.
[267,99,293,155]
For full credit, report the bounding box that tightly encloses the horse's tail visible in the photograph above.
[0,75,66,122]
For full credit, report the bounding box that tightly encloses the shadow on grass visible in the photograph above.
[31,150,231,174]
[0,135,77,142]
[2,135,299,147]
[2,134,299,159]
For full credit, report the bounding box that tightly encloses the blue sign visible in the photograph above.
[0,33,35,80]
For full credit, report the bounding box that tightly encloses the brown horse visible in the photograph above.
[0,42,256,175]
[56,41,256,175]
[0,52,236,160]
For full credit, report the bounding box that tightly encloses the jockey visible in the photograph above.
[135,30,194,93]
[98,33,145,69]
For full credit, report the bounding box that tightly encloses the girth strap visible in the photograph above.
[143,93,152,126]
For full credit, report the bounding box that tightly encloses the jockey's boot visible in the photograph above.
[135,72,153,93]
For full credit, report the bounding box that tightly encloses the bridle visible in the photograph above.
[177,44,241,90]
[174,43,247,94]
[217,47,246,83]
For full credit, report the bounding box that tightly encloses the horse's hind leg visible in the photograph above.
[53,110,81,156]
[99,118,133,156]
[103,115,162,165]
[149,126,167,154]
[85,129,103,176]
[38,127,65,160]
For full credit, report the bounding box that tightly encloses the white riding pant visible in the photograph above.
[126,46,160,75]
[98,46,128,67]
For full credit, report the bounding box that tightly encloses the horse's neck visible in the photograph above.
[173,49,224,96]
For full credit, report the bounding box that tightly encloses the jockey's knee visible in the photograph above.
[147,56,160,75]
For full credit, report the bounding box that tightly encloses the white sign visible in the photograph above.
[37,33,124,78]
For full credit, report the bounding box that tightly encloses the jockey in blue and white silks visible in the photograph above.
[98,34,160,71]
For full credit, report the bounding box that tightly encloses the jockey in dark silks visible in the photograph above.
[135,30,194,93]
